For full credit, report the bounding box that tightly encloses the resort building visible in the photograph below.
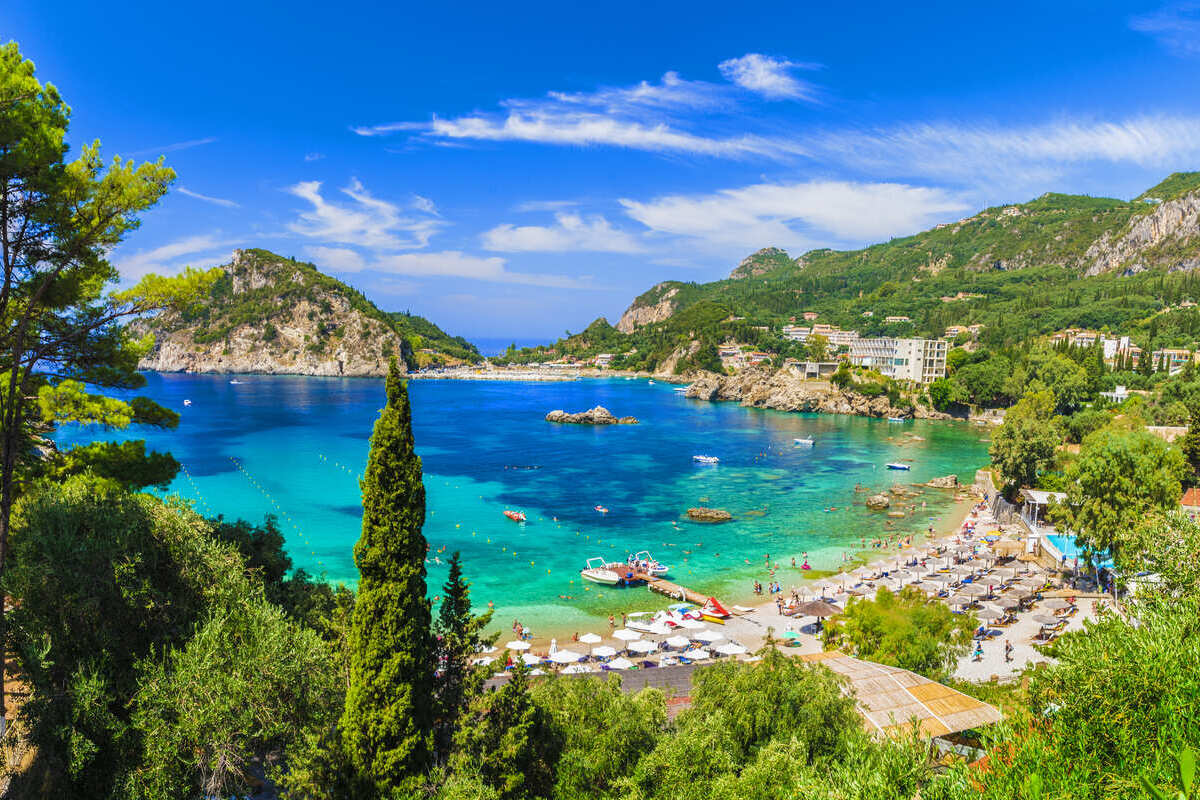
[883,315,912,324]
[846,338,949,384]
[1182,488,1200,521]
[1099,385,1130,402]
[783,359,840,379]
[593,353,614,368]
[781,324,861,348]
[1151,348,1197,372]
[802,311,819,321]
[944,323,985,340]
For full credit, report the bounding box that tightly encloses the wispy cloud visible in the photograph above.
[286,178,444,250]
[620,180,968,253]
[303,152,325,161]
[125,137,217,159]
[177,186,239,208]
[1131,2,1200,57]
[718,54,819,101]
[115,234,237,280]
[541,71,730,113]
[482,212,644,253]
[514,200,579,213]
[304,246,591,288]
[816,114,1200,184]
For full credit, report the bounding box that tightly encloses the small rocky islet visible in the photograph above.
[544,406,639,425]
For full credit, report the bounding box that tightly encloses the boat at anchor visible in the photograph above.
[503,509,527,522]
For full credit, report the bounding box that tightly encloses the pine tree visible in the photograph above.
[342,359,434,796]
[432,551,495,762]
[1181,405,1200,487]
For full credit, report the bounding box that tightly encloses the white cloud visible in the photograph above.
[541,71,729,113]
[304,152,325,161]
[126,137,217,158]
[1131,2,1200,57]
[482,212,644,253]
[718,54,818,100]
[424,113,804,159]
[817,114,1200,183]
[352,121,433,137]
[620,180,968,252]
[116,234,237,280]
[411,194,439,215]
[286,178,443,249]
[514,200,579,213]
[177,186,239,208]
[307,247,590,288]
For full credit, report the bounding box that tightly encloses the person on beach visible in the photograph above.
[791,557,796,568]
[1004,640,1013,663]
[608,615,615,629]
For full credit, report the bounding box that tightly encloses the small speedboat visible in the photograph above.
[229,379,244,385]
[183,399,192,407]
[673,386,688,393]
[693,455,720,464]
[633,550,670,575]
[794,437,815,447]
[886,462,911,471]
[581,557,620,585]
[887,416,907,423]
[503,509,526,522]
[648,380,655,385]
[594,505,609,514]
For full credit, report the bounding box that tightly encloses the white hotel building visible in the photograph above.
[847,338,949,384]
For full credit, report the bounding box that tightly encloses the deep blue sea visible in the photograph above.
[54,374,989,635]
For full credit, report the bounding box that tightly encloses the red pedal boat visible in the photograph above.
[503,510,526,523]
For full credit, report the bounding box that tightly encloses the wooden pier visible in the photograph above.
[602,563,712,606]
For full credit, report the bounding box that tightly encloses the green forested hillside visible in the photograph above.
[505,174,1200,371]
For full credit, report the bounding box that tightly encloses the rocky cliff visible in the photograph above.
[616,283,680,333]
[683,367,952,420]
[134,249,472,377]
[1083,192,1200,276]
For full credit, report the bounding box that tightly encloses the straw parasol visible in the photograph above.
[1033,615,1062,627]
[612,629,642,641]
[928,573,956,583]
[548,649,584,664]
[682,648,711,660]
[974,609,1004,622]
[506,640,531,651]
[627,639,658,654]
[715,642,749,656]
[993,598,1020,610]
[1041,598,1073,610]
[664,635,691,649]
[795,600,841,619]
[959,583,988,596]
[578,632,602,644]
[591,645,617,658]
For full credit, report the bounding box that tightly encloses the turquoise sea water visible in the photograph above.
[55,374,989,635]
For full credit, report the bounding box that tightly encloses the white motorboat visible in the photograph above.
[692,455,720,464]
[794,437,815,447]
[887,416,907,423]
[581,557,620,585]
[632,550,670,576]
[886,462,911,470]
[673,386,688,393]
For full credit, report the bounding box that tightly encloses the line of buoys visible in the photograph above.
[230,456,325,569]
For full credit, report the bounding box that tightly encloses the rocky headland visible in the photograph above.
[682,367,951,420]
[545,406,639,425]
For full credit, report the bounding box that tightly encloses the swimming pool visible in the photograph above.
[1045,533,1112,568]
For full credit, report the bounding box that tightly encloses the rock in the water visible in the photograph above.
[687,507,733,522]
[925,474,959,488]
[545,406,639,425]
[865,494,891,510]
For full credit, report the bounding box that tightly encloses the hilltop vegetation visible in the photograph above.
[505,174,1200,374]
[137,248,480,375]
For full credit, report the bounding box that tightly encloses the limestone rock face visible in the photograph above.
[1085,192,1200,276]
[683,367,951,421]
[545,406,639,425]
[865,494,891,510]
[687,507,733,522]
[616,284,679,333]
[925,474,959,488]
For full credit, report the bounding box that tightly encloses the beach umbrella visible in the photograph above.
[959,583,988,596]
[529,668,546,676]
[627,639,658,654]
[548,649,584,664]
[478,645,498,654]
[664,635,691,649]
[1033,615,1062,627]
[520,653,542,666]
[1041,599,1072,610]
[591,645,617,658]
[645,623,672,636]
[682,648,711,660]
[607,657,635,670]
[795,600,841,618]
[974,609,1004,622]
[928,574,955,583]
[994,598,1021,610]
[506,640,531,651]
[471,656,496,666]
[715,642,749,656]
[679,619,707,630]
[612,629,642,641]
[578,632,603,644]
[947,595,975,607]
[693,629,725,643]
[990,567,1017,580]
[561,663,594,674]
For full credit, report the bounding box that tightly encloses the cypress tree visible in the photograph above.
[342,359,433,795]
[432,551,494,761]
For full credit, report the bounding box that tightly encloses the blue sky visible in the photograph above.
[8,1,1200,340]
